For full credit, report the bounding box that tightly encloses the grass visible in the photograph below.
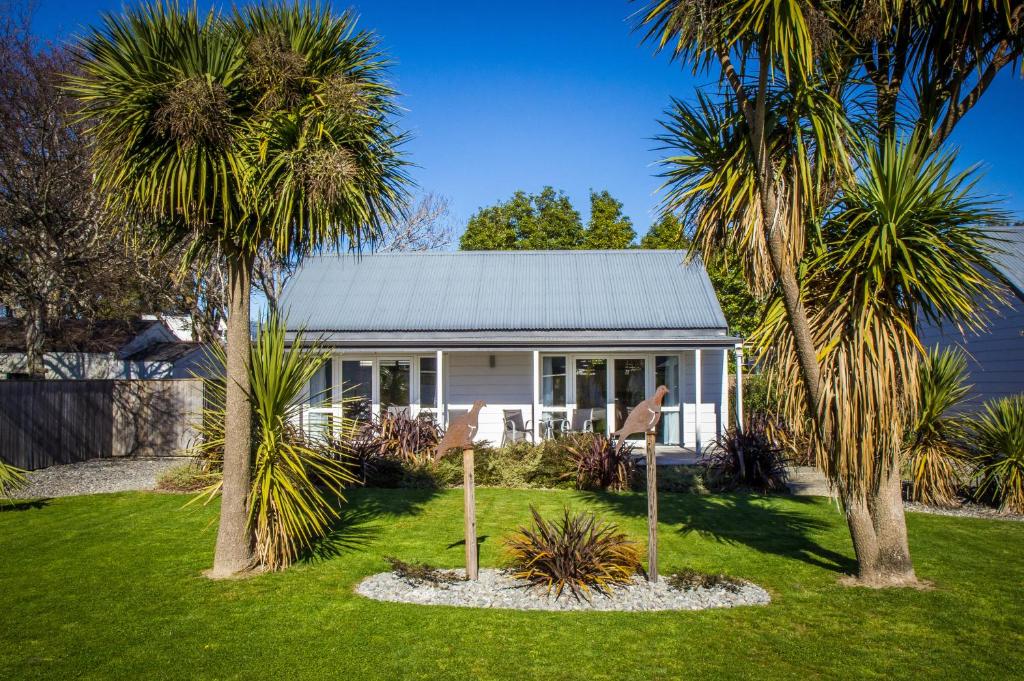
[1,488,1022,680]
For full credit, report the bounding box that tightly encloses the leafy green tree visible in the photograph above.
[584,190,635,249]
[72,2,407,577]
[460,187,584,250]
[641,214,763,339]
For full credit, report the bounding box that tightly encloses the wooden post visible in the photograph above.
[645,431,658,582]
[463,448,478,580]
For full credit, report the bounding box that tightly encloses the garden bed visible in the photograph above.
[355,568,770,612]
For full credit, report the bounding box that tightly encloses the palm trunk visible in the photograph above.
[210,251,254,578]
[867,457,916,583]
[843,488,881,579]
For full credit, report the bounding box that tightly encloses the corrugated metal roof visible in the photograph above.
[991,225,1024,300]
[280,250,729,333]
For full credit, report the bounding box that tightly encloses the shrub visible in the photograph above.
[0,460,26,498]
[904,348,971,507]
[504,505,642,601]
[189,315,356,571]
[704,413,789,492]
[156,462,213,493]
[667,568,744,593]
[969,395,1024,514]
[384,556,464,586]
[564,433,636,492]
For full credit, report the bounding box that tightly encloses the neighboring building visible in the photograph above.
[0,317,214,380]
[280,250,744,450]
[919,226,1024,408]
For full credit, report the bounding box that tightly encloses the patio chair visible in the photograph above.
[502,409,533,445]
[567,408,595,434]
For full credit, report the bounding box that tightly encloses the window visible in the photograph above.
[379,359,411,414]
[342,360,372,421]
[655,355,680,445]
[575,358,608,434]
[307,359,332,406]
[654,355,679,407]
[419,357,437,408]
[613,358,646,431]
[542,356,566,407]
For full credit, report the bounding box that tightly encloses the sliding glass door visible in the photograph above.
[612,358,646,435]
[574,358,608,434]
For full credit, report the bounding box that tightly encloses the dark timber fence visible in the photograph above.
[0,379,204,470]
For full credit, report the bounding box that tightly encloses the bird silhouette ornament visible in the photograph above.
[611,385,669,454]
[435,400,486,460]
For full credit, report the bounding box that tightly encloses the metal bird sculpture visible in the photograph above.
[610,385,669,453]
[435,400,486,460]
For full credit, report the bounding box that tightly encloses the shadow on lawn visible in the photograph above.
[302,487,441,564]
[584,491,856,575]
[0,498,50,512]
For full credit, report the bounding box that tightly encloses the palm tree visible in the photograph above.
[71,2,407,577]
[751,138,1003,579]
[637,0,1011,584]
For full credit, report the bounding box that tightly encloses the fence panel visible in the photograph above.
[0,379,202,470]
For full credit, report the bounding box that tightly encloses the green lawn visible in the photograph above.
[1,488,1022,680]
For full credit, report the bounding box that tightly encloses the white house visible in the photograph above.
[919,226,1024,407]
[281,250,744,451]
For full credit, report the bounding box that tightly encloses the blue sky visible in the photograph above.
[31,0,1024,240]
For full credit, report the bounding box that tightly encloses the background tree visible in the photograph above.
[460,187,584,250]
[72,2,407,577]
[0,10,207,373]
[584,189,635,248]
[374,191,454,252]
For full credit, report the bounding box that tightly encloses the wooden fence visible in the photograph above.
[0,379,205,470]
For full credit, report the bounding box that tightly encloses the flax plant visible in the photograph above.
[192,314,355,571]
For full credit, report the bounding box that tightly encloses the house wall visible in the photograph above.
[0,352,175,380]
[681,349,726,449]
[445,352,533,444]
[918,295,1024,409]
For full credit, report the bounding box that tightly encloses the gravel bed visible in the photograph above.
[356,568,771,612]
[904,500,1023,522]
[9,457,190,499]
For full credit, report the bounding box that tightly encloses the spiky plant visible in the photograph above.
[71,1,407,577]
[191,314,356,570]
[504,506,642,601]
[905,348,972,507]
[0,461,27,498]
[970,395,1024,515]
[705,413,789,492]
[563,433,636,492]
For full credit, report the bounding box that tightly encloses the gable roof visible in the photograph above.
[280,250,735,348]
[991,225,1024,300]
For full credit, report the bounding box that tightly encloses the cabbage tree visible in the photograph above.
[71,2,407,577]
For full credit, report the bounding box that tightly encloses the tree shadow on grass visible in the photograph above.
[0,498,50,512]
[583,491,856,575]
[302,487,442,564]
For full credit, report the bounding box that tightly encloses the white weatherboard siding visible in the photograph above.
[445,352,533,445]
[919,296,1024,408]
[681,349,725,448]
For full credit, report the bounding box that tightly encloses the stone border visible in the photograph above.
[355,568,771,612]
